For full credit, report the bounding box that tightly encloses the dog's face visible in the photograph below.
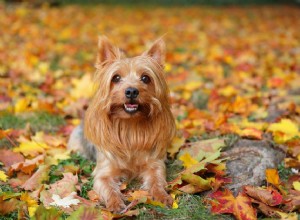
[93,37,169,120]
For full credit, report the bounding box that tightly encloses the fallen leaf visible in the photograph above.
[9,154,44,175]
[265,169,280,186]
[50,192,80,208]
[0,149,24,167]
[268,119,299,143]
[0,170,8,182]
[66,206,103,220]
[178,153,198,168]
[21,165,49,191]
[244,185,282,206]
[20,192,39,217]
[293,181,300,191]
[209,189,257,220]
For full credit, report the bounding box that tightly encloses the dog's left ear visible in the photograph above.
[144,38,166,67]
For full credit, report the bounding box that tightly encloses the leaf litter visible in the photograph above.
[0,2,300,219]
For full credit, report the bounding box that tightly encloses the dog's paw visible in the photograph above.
[106,196,126,213]
[150,189,173,207]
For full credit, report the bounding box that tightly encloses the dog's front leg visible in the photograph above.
[93,159,125,212]
[141,159,173,206]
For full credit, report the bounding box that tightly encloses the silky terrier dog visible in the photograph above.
[68,36,176,212]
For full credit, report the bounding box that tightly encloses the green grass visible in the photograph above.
[0,211,18,220]
[278,162,293,181]
[136,194,233,220]
[0,111,65,133]
[0,112,233,219]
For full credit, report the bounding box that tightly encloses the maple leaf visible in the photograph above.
[268,119,299,143]
[209,189,257,220]
[40,173,79,209]
[50,192,80,208]
[13,139,49,157]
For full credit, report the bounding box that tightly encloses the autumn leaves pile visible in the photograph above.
[1,3,300,219]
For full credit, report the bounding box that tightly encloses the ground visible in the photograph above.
[0,2,300,220]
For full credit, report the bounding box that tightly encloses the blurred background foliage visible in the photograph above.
[4,0,300,6]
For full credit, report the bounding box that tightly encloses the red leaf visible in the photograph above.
[209,189,257,220]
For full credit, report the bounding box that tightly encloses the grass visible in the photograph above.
[0,111,65,133]
[0,113,233,220]
[278,161,293,181]
[136,194,233,220]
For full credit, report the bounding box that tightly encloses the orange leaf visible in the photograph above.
[238,128,263,140]
[209,189,257,220]
[265,169,280,186]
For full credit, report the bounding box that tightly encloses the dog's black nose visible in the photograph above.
[125,87,139,99]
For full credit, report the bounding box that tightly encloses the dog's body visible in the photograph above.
[68,37,176,212]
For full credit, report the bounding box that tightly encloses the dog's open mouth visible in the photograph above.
[124,103,139,114]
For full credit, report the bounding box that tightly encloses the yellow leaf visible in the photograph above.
[164,63,172,72]
[268,119,299,143]
[276,211,298,220]
[171,194,178,209]
[20,192,38,217]
[182,91,192,100]
[13,141,49,157]
[184,81,202,92]
[0,170,8,182]
[168,137,185,158]
[293,181,300,191]
[71,75,95,99]
[219,85,237,97]
[14,98,31,113]
[179,153,198,168]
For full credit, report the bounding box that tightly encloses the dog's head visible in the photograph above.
[91,36,170,119]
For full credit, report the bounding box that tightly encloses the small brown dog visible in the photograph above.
[68,36,176,212]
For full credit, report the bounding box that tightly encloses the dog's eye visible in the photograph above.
[141,75,151,84]
[112,75,121,83]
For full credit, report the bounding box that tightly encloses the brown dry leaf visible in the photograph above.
[0,149,25,167]
[0,197,19,215]
[9,154,44,175]
[21,165,50,191]
[244,185,282,207]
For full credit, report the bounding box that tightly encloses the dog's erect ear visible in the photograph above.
[144,38,166,67]
[96,36,120,67]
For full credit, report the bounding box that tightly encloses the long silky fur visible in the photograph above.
[84,55,175,169]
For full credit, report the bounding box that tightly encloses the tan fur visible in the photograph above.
[78,36,175,212]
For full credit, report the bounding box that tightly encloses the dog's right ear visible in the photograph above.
[95,36,120,68]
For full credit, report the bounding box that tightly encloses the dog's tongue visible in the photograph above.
[125,104,138,108]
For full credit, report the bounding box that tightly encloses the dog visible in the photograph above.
[68,36,176,212]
